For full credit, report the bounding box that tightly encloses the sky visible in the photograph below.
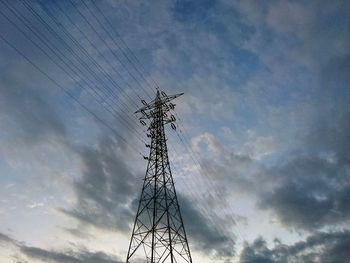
[0,0,349,262]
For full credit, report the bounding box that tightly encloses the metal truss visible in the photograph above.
[126,90,193,263]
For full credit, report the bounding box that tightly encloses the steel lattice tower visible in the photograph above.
[126,90,193,263]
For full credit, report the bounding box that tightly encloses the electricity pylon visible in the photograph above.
[126,90,193,263]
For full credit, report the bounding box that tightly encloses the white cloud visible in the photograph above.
[27,202,44,209]
[242,130,278,160]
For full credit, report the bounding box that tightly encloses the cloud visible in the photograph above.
[192,132,222,156]
[58,131,235,259]
[63,227,93,240]
[0,50,237,259]
[191,132,263,195]
[1,0,349,262]
[259,111,350,231]
[179,195,235,259]
[26,202,44,209]
[233,0,350,232]
[2,1,246,261]
[0,62,66,143]
[239,230,350,263]
[266,0,314,38]
[0,232,122,263]
[195,111,350,233]
[0,232,14,244]
[242,130,277,160]
[20,246,120,263]
[260,156,349,230]
[189,110,350,232]
[60,134,137,232]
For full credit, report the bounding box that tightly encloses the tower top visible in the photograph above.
[135,90,183,131]
[135,90,183,114]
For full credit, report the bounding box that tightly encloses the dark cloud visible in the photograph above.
[20,246,121,263]
[0,232,121,263]
[239,238,277,263]
[0,232,14,244]
[195,112,350,233]
[179,195,235,259]
[259,111,350,231]
[61,132,236,258]
[260,156,350,230]
[63,227,92,240]
[60,134,137,232]
[239,230,350,263]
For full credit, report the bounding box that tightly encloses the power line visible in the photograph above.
[85,0,245,242]
[0,32,143,157]
[166,137,235,240]
[3,2,243,249]
[44,0,148,105]
[87,0,159,93]
[174,130,244,242]
[20,0,150,136]
[94,0,246,245]
[68,0,154,100]
[0,1,147,146]
[20,0,138,113]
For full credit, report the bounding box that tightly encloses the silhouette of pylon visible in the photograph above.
[126,90,192,263]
